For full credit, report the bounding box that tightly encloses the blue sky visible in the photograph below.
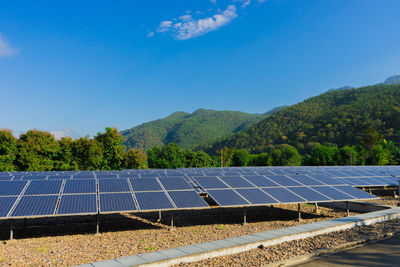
[1,0,399,138]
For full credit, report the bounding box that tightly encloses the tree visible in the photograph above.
[126,148,147,169]
[95,127,126,170]
[184,150,213,168]
[72,137,103,170]
[280,145,302,166]
[216,147,235,167]
[231,149,250,166]
[369,144,390,165]
[339,146,358,165]
[309,145,340,166]
[361,126,383,158]
[16,130,60,171]
[248,152,271,166]
[147,143,185,169]
[0,129,17,171]
[55,137,78,170]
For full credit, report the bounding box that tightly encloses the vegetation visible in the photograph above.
[121,108,275,151]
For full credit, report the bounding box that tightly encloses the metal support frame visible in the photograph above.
[297,203,302,221]
[158,210,162,222]
[242,207,247,225]
[346,201,350,217]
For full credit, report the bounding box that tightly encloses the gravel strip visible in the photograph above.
[0,203,354,266]
[176,218,400,266]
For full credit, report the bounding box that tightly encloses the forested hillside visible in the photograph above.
[202,84,400,154]
[121,108,271,150]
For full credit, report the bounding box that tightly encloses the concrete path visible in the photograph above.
[296,235,400,267]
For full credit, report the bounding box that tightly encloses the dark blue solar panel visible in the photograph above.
[235,188,278,205]
[0,181,27,196]
[206,189,249,206]
[96,174,118,179]
[309,174,348,185]
[24,180,63,195]
[99,193,137,212]
[57,194,97,215]
[73,174,95,179]
[21,175,47,180]
[98,179,130,193]
[63,180,96,194]
[288,175,324,186]
[130,178,163,191]
[261,187,306,203]
[266,175,302,186]
[288,187,331,202]
[167,190,209,208]
[11,195,59,217]
[47,175,72,180]
[135,191,175,211]
[242,175,280,187]
[333,186,377,199]
[158,178,192,190]
[0,176,12,181]
[219,176,255,188]
[0,197,17,217]
[193,177,229,189]
[311,186,356,200]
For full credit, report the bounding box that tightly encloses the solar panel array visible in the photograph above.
[0,166,397,220]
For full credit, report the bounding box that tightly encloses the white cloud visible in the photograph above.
[0,34,18,57]
[147,31,154,37]
[51,128,79,140]
[232,0,251,8]
[210,0,217,4]
[156,5,238,40]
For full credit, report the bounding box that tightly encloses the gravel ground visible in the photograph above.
[0,203,354,266]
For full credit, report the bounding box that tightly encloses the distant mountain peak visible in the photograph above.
[384,75,400,85]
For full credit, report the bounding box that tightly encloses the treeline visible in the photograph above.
[1,126,400,172]
[0,128,147,171]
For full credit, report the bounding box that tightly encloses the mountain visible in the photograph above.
[202,84,400,154]
[384,75,400,85]
[121,108,276,150]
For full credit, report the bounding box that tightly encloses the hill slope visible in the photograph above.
[202,84,400,154]
[121,109,272,150]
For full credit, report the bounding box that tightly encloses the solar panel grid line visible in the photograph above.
[53,179,66,216]
[287,186,334,202]
[5,180,31,218]
[156,178,178,209]
[127,178,140,211]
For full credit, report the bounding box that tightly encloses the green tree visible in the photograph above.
[95,127,126,170]
[126,148,147,169]
[339,145,358,165]
[231,149,250,166]
[369,144,390,165]
[216,147,235,167]
[16,130,60,171]
[309,145,340,166]
[0,129,17,171]
[55,137,78,170]
[248,152,271,166]
[147,143,185,169]
[184,150,213,167]
[280,145,302,166]
[72,137,103,170]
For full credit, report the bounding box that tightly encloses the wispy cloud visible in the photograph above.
[51,128,80,140]
[210,0,217,4]
[156,5,238,40]
[232,0,251,8]
[0,34,18,57]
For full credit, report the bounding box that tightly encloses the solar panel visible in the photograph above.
[192,177,229,189]
[158,178,193,190]
[266,175,302,186]
[167,190,209,209]
[99,193,137,212]
[242,175,280,187]
[235,188,278,205]
[129,178,163,191]
[332,186,378,199]
[57,194,97,215]
[135,191,175,211]
[0,181,27,196]
[24,180,63,195]
[288,175,324,186]
[47,175,72,180]
[206,189,249,206]
[219,176,255,188]
[63,180,96,194]
[287,186,331,202]
[0,197,17,217]
[11,195,59,217]
[98,179,130,193]
[311,186,356,200]
[261,187,306,203]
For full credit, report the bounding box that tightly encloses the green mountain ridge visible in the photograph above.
[201,84,400,154]
[121,108,278,150]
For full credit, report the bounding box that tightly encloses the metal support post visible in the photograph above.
[9,220,13,241]
[23,218,27,229]
[242,208,247,225]
[346,201,350,217]
[314,203,319,214]
[169,212,175,230]
[297,203,302,221]
[96,214,100,235]
[158,210,162,222]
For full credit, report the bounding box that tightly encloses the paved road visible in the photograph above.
[296,235,400,267]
